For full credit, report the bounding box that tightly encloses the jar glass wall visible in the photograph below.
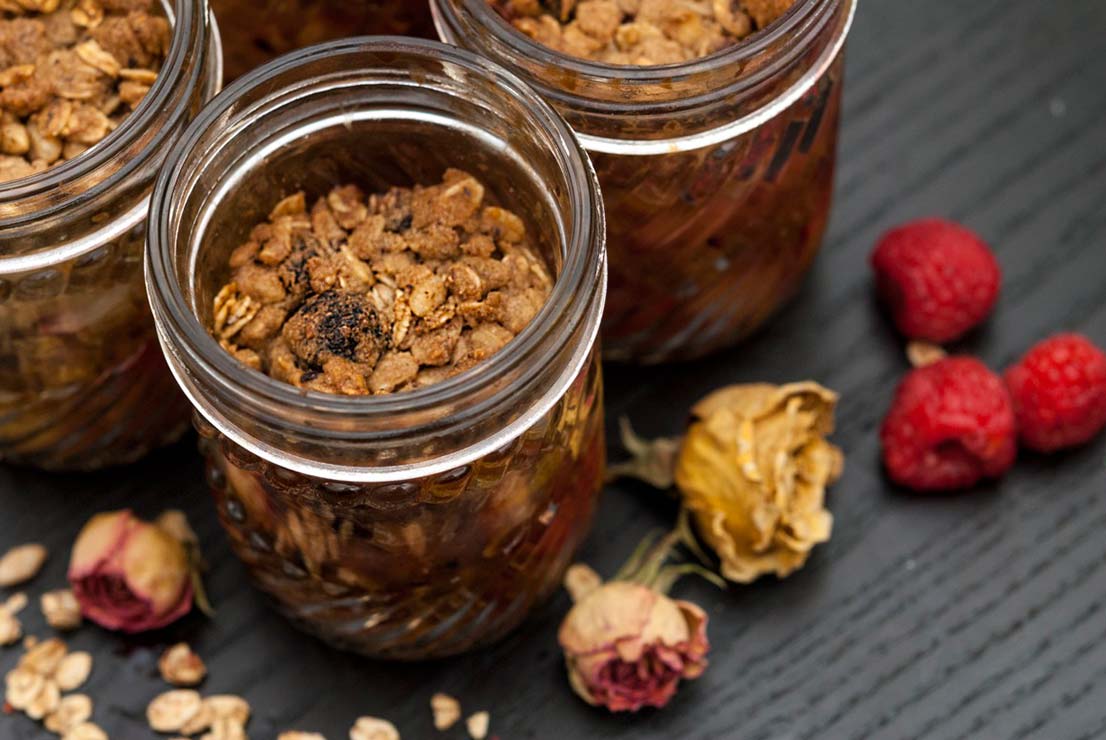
[210,0,435,81]
[0,0,222,470]
[146,38,608,659]
[434,0,856,363]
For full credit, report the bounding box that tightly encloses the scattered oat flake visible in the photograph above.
[55,651,93,692]
[0,544,48,587]
[4,592,28,614]
[62,722,109,740]
[431,693,461,731]
[41,590,82,631]
[279,732,326,740]
[20,638,67,676]
[350,716,400,740]
[906,340,948,368]
[25,678,60,720]
[180,700,214,735]
[45,693,93,734]
[159,642,207,686]
[202,715,248,740]
[466,711,490,740]
[203,694,250,725]
[5,667,45,710]
[147,689,203,733]
[0,612,21,646]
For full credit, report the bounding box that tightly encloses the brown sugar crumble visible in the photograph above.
[0,0,170,184]
[212,169,554,396]
[492,0,797,65]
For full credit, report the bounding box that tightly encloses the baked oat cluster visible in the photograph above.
[0,0,170,184]
[213,169,553,396]
[494,0,796,64]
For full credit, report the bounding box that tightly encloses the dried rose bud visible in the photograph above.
[558,569,709,712]
[675,382,843,583]
[68,510,193,633]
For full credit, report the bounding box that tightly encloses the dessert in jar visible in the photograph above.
[0,0,221,470]
[209,0,435,81]
[146,39,607,659]
[434,0,857,363]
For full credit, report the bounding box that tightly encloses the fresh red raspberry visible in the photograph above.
[881,357,1017,491]
[871,219,1001,343]
[1004,333,1106,453]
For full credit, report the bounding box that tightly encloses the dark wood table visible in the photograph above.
[4,0,1106,737]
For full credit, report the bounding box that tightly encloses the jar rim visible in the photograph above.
[432,0,856,155]
[0,0,222,272]
[146,37,607,482]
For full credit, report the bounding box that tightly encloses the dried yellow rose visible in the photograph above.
[675,382,843,583]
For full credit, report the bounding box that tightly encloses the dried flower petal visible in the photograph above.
[155,510,200,549]
[159,643,207,686]
[55,651,92,691]
[563,563,602,603]
[350,716,400,740]
[41,590,82,631]
[675,382,842,583]
[466,711,490,740]
[0,544,48,586]
[147,689,203,732]
[430,692,461,730]
[606,417,682,489]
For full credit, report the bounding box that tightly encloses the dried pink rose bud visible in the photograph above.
[68,510,193,633]
[558,578,709,712]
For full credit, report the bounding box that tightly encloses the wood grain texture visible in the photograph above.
[2,0,1105,737]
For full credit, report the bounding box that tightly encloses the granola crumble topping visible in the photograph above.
[0,0,170,183]
[212,169,553,396]
[492,0,797,65]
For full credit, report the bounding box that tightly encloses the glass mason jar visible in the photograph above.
[0,0,222,471]
[434,0,856,363]
[146,38,607,659]
[210,0,435,81]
